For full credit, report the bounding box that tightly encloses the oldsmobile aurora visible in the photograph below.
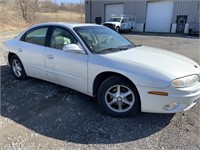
[3,23,200,117]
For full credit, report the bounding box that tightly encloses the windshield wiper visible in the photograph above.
[116,44,135,50]
[135,44,142,47]
[95,48,120,54]
[95,44,139,54]
[117,47,128,50]
[121,44,142,49]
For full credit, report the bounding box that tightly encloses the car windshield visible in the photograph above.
[74,26,136,54]
[109,17,121,22]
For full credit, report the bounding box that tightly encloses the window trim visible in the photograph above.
[47,26,78,49]
[20,25,49,46]
[46,25,87,54]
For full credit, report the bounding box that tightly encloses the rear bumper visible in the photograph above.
[137,83,200,113]
[3,48,9,66]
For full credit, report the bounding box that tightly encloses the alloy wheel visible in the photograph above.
[12,59,22,77]
[105,85,135,113]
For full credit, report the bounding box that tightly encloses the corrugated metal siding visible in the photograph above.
[86,0,199,24]
[124,0,147,23]
[86,0,147,23]
[172,0,199,23]
[91,0,105,22]
[86,0,127,23]
[85,0,91,23]
[85,0,105,23]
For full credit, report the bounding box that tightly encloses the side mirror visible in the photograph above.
[63,44,85,54]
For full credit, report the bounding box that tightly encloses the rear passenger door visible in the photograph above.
[17,26,49,80]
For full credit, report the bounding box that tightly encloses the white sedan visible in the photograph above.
[3,22,200,117]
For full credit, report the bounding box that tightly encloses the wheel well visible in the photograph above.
[8,52,16,65]
[93,72,137,97]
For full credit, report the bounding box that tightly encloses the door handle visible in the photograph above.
[18,48,23,52]
[47,54,54,59]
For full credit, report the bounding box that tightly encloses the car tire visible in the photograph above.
[98,76,140,117]
[129,27,133,32]
[131,27,133,32]
[10,55,27,80]
[116,27,120,33]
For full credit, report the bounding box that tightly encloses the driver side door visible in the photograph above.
[45,26,88,93]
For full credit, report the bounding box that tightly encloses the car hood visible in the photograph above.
[104,22,120,25]
[105,46,200,78]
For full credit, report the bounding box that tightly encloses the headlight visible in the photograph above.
[171,75,199,88]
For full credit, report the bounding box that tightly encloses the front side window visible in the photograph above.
[23,27,48,46]
[109,17,121,22]
[74,26,135,54]
[121,18,127,23]
[50,27,77,50]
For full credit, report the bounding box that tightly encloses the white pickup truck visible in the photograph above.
[103,15,136,32]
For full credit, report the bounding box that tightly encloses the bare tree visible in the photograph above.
[18,0,39,22]
[18,0,30,21]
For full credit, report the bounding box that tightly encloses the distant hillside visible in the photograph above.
[0,1,85,31]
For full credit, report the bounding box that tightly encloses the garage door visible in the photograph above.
[145,1,173,32]
[105,4,124,21]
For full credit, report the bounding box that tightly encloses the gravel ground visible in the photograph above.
[0,30,200,150]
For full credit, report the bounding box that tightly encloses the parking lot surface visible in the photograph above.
[0,31,200,150]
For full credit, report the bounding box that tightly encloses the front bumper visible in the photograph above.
[103,23,116,30]
[137,82,200,113]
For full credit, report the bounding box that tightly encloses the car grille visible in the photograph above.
[103,23,115,30]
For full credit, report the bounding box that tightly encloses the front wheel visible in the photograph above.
[98,76,140,117]
[116,27,120,33]
[10,55,27,80]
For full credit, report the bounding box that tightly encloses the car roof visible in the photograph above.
[15,22,103,40]
[31,22,101,29]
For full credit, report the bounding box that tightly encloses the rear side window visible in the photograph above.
[23,27,48,46]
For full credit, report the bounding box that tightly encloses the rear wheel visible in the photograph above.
[10,55,27,80]
[129,27,133,32]
[98,76,140,117]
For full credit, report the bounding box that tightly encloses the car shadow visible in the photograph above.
[1,65,174,144]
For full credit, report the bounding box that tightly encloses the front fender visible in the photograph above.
[88,55,173,95]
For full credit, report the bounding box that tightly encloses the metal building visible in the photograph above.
[85,0,199,33]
